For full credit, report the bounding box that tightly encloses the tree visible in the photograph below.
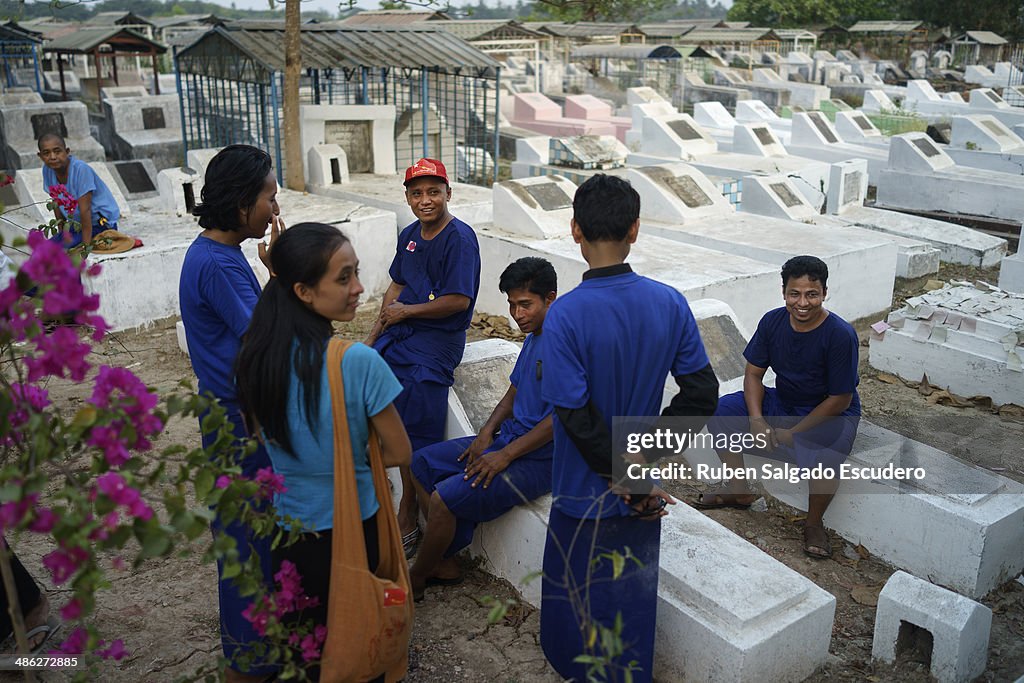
[530,0,674,22]
[283,0,303,191]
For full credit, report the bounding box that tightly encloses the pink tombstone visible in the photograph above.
[563,95,632,142]
[509,93,617,137]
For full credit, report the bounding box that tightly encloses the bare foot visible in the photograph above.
[22,592,50,650]
[433,557,461,581]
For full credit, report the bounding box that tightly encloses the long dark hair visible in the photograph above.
[193,145,272,231]
[236,222,350,456]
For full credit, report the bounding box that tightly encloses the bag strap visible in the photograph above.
[326,337,373,568]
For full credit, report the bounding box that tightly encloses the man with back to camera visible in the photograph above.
[695,255,861,559]
[37,133,120,248]
[366,158,482,558]
[539,173,720,683]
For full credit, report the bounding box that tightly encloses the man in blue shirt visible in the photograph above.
[409,257,556,602]
[539,174,719,683]
[38,134,120,248]
[366,158,481,557]
[697,255,861,560]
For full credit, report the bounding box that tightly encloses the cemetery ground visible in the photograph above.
[5,263,1024,682]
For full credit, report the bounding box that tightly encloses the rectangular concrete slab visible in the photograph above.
[455,339,835,683]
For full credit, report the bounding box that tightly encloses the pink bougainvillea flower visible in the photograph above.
[24,326,91,382]
[97,639,128,660]
[60,598,83,621]
[28,506,57,534]
[254,468,287,499]
[42,546,88,585]
[49,626,88,655]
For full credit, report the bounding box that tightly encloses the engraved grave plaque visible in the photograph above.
[639,167,714,208]
[842,171,863,206]
[115,161,156,193]
[111,92,137,97]
[524,182,572,211]
[809,113,838,143]
[984,90,1002,103]
[853,114,874,131]
[324,120,373,173]
[696,315,748,382]
[753,127,775,146]
[31,113,67,141]
[912,137,941,157]
[770,182,804,208]
[142,107,166,130]
[667,118,703,141]
[981,119,1009,138]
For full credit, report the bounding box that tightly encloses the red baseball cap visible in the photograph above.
[404,158,449,185]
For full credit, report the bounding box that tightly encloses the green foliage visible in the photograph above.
[529,0,674,22]
[727,0,901,27]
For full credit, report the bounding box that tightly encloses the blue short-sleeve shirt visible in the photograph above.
[744,307,861,414]
[502,332,552,441]
[541,269,709,519]
[42,156,121,248]
[267,343,403,530]
[389,216,481,333]
[374,216,481,384]
[179,236,261,407]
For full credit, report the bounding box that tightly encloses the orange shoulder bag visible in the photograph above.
[319,338,414,682]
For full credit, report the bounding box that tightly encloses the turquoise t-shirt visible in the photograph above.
[266,342,402,530]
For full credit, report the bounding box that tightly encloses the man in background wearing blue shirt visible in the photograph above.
[539,174,719,683]
[38,134,120,248]
[696,255,861,560]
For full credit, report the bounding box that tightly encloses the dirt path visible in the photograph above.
[5,265,1023,681]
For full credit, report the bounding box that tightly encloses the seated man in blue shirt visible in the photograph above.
[409,257,556,602]
[697,255,861,559]
[37,133,120,248]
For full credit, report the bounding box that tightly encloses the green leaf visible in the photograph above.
[611,551,625,580]
[140,530,171,559]
[195,469,214,499]
[70,405,98,430]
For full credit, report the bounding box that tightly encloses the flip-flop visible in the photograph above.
[402,526,422,560]
[0,618,62,661]
[692,492,755,510]
[29,618,62,654]
[803,525,833,559]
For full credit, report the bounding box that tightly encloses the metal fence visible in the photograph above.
[176,66,501,186]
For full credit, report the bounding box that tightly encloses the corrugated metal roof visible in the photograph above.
[340,10,450,26]
[536,22,636,38]
[0,24,42,43]
[848,20,923,33]
[962,30,1007,45]
[83,12,153,27]
[151,14,223,29]
[44,27,167,53]
[176,24,501,83]
[637,23,698,38]
[775,29,817,39]
[679,28,780,43]
[571,44,688,59]
[421,19,543,41]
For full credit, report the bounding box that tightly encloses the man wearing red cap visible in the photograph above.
[367,158,481,556]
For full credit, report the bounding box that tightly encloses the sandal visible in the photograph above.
[803,524,833,559]
[402,526,422,560]
[692,490,757,510]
